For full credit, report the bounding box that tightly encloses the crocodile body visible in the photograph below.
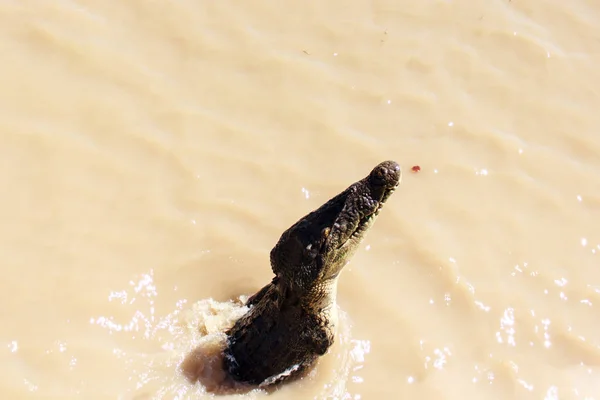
[223,160,401,386]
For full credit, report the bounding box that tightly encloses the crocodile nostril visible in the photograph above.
[369,160,401,188]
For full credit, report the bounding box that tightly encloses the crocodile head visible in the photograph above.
[269,160,401,297]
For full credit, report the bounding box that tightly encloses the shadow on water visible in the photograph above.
[181,338,312,396]
[181,339,257,396]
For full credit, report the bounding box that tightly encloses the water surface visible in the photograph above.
[1,0,599,398]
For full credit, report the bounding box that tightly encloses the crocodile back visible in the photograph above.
[223,290,333,385]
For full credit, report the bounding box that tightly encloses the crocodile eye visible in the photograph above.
[321,227,330,239]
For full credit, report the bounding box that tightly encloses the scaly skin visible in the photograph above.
[223,161,401,387]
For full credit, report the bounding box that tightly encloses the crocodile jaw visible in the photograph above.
[270,160,401,294]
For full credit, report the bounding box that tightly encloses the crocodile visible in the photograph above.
[223,160,401,387]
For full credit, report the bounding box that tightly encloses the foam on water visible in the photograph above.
[87,270,368,399]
